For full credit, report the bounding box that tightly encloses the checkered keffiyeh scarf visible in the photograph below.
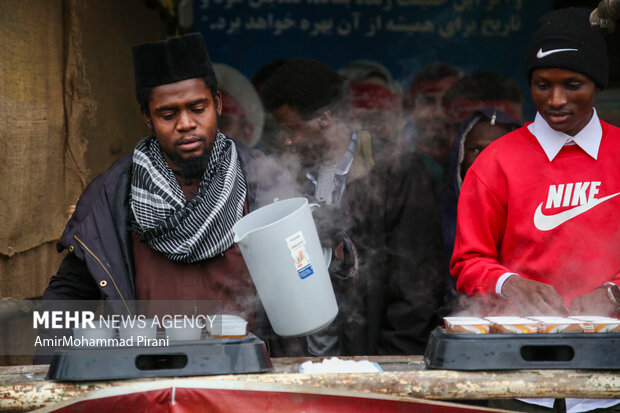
[129,132,246,263]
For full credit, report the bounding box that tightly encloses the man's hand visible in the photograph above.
[310,200,347,250]
[569,287,617,316]
[502,275,568,315]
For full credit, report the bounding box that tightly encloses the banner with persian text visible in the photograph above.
[194,0,553,116]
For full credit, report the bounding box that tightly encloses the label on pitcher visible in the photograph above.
[286,231,314,279]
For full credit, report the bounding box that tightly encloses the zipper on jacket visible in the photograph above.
[73,235,133,316]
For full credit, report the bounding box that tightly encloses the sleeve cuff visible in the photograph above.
[496,272,519,298]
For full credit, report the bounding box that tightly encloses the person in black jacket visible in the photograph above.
[260,58,446,356]
[38,34,297,360]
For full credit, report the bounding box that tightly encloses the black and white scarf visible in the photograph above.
[129,132,246,263]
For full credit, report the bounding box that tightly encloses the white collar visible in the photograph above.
[527,109,602,161]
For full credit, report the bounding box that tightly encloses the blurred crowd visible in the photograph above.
[218,56,525,313]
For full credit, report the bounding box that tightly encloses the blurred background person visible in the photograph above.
[261,58,445,356]
[251,58,291,156]
[213,63,265,148]
[251,58,289,96]
[421,71,523,193]
[399,62,462,190]
[339,60,405,144]
[442,72,524,141]
[401,62,462,151]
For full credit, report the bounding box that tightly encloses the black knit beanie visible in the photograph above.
[132,33,216,92]
[526,7,608,89]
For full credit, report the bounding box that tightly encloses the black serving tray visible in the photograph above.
[47,333,272,381]
[424,327,620,370]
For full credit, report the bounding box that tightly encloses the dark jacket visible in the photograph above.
[306,133,445,355]
[370,136,445,355]
[42,142,297,317]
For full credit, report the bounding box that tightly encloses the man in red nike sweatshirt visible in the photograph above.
[451,7,620,319]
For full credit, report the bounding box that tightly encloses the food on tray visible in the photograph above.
[568,316,620,333]
[206,314,248,338]
[527,316,586,333]
[484,316,538,334]
[443,315,620,334]
[443,317,490,334]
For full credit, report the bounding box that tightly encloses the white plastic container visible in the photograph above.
[568,315,620,332]
[233,198,338,337]
[164,317,203,341]
[528,316,586,333]
[206,314,248,338]
[484,316,539,334]
[443,317,490,334]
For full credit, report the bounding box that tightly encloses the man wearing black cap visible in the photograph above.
[453,6,620,317]
[41,34,295,326]
[451,7,620,412]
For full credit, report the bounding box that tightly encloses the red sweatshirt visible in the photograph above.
[451,120,620,305]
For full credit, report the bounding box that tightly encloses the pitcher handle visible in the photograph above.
[308,203,331,267]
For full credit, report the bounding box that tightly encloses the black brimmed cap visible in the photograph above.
[132,33,216,91]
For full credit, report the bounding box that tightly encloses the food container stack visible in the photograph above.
[443,315,620,334]
[485,316,539,334]
[527,316,588,333]
[206,314,248,338]
[568,316,620,333]
[443,317,490,334]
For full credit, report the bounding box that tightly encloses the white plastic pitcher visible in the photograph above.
[233,197,338,337]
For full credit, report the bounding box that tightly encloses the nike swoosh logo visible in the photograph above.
[536,48,578,59]
[534,192,620,231]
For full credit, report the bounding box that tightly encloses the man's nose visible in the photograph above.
[548,86,567,108]
[277,129,294,147]
[281,135,296,152]
[177,110,196,130]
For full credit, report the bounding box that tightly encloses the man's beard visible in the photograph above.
[151,123,213,179]
[165,148,211,179]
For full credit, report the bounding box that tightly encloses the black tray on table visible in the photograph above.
[47,332,272,381]
[424,327,620,370]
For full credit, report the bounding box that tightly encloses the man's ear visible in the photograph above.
[214,90,223,117]
[141,108,153,130]
[318,110,332,129]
